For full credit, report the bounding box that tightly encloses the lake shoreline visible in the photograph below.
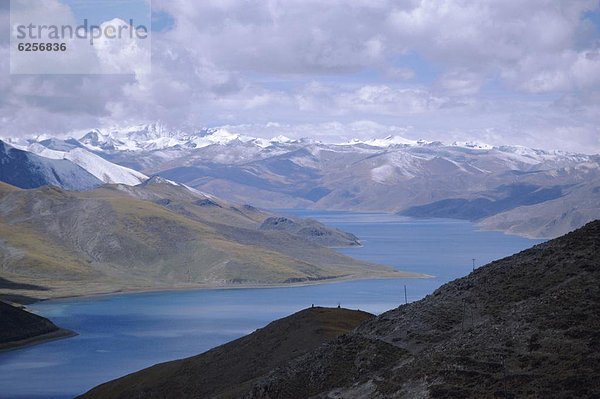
[4,274,429,352]
[26,271,433,306]
[278,209,553,240]
[0,214,542,399]
[0,328,78,352]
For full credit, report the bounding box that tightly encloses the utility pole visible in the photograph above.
[472,258,476,271]
[404,285,408,304]
[461,299,465,333]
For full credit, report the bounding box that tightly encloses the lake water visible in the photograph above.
[0,213,543,399]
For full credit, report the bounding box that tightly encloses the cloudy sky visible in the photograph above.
[1,0,600,153]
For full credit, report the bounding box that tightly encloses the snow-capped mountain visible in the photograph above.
[76,124,286,152]
[341,135,426,147]
[13,124,600,238]
[64,123,593,164]
[15,142,147,185]
[0,140,102,190]
[19,124,600,182]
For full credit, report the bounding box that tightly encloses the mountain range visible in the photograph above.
[4,123,598,238]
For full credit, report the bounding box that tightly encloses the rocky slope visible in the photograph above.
[79,307,373,399]
[79,221,600,399]
[244,220,600,398]
[259,216,360,247]
[0,181,416,301]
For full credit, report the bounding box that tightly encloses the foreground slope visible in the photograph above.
[0,181,413,300]
[244,220,600,398]
[81,222,600,398]
[80,307,373,399]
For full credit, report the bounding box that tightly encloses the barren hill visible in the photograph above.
[0,181,416,301]
[79,307,373,399]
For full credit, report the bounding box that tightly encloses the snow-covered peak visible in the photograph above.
[451,141,494,150]
[341,135,423,148]
[117,122,179,141]
[28,123,596,163]
[195,128,243,145]
[270,135,295,144]
[75,125,253,152]
[79,129,103,142]
[77,123,181,152]
[208,128,241,143]
[0,137,32,151]
[79,129,119,151]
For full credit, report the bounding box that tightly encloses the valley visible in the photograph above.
[1,3,598,398]
[0,213,540,398]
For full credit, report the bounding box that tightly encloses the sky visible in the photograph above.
[1,0,600,153]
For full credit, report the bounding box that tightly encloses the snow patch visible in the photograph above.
[342,135,423,148]
[371,164,396,183]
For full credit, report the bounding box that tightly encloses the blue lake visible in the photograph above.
[0,213,543,399]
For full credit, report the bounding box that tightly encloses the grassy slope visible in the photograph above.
[0,183,415,300]
[79,307,373,399]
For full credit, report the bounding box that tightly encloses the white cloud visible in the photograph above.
[437,70,484,96]
[339,85,447,115]
[0,0,599,153]
[506,49,600,93]
[93,18,152,75]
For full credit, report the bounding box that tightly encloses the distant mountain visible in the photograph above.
[259,216,361,247]
[80,221,600,398]
[79,307,373,399]
[0,140,102,190]
[76,123,291,153]
[0,180,415,301]
[18,125,600,238]
[478,179,600,238]
[38,137,85,151]
[242,220,600,398]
